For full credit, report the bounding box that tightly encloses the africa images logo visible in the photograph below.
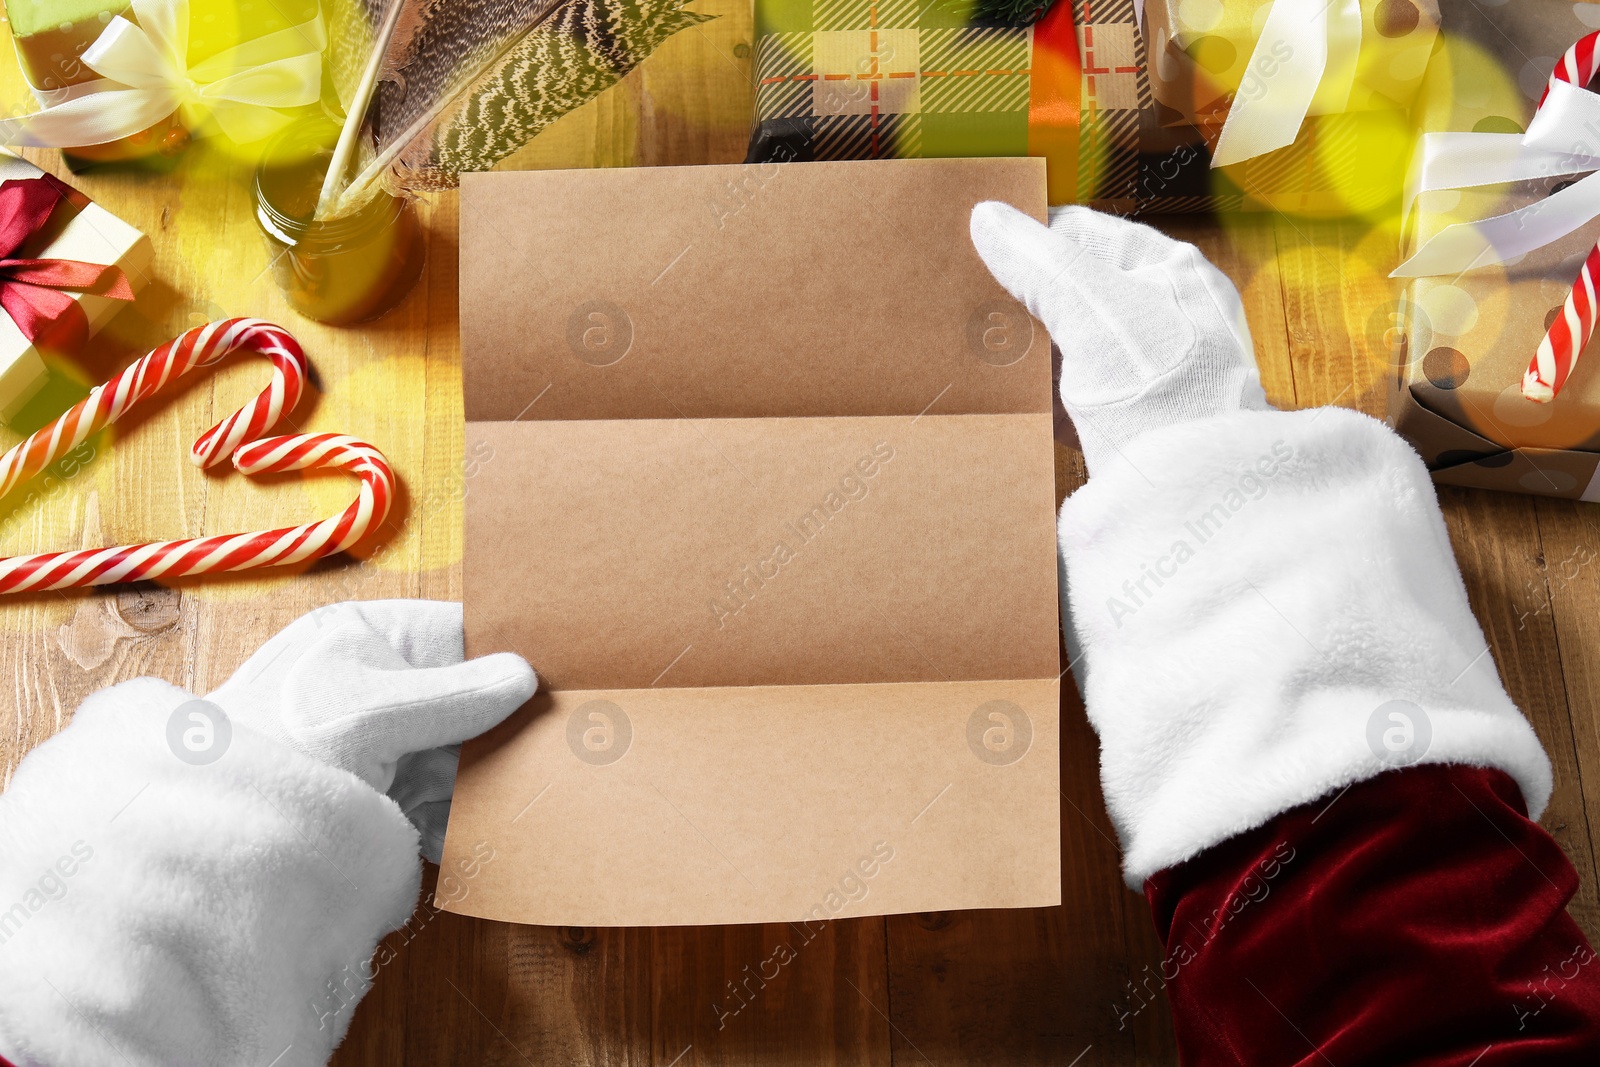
[967,700,1032,766]
[1366,699,1432,768]
[166,699,232,766]
[567,699,632,765]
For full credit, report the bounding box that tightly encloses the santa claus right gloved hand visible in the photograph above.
[0,600,535,1067]
[971,203,1600,1064]
[971,199,1550,885]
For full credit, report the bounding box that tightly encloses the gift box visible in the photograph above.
[1088,0,1427,214]
[1145,0,1439,125]
[1387,0,1600,500]
[744,0,1421,213]
[744,0,1084,204]
[0,0,325,165]
[1152,0,1440,165]
[0,151,151,420]
[739,0,1209,210]
[5,1,126,91]
[1077,0,1421,215]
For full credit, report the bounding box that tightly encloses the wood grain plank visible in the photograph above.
[418,191,467,605]
[652,919,891,1066]
[386,908,652,1067]
[885,681,1175,1067]
[1529,497,1600,941]
[1268,216,1399,414]
[1436,488,1600,939]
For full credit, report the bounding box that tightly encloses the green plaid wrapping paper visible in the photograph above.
[746,0,1404,213]
[743,0,1233,210]
[1070,0,1231,213]
[747,0,1042,164]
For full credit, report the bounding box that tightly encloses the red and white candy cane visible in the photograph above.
[0,318,393,593]
[1526,32,1600,403]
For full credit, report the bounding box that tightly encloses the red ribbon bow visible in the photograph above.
[0,175,133,351]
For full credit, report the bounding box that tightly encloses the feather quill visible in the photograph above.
[324,0,386,111]
[318,0,408,216]
[323,0,712,214]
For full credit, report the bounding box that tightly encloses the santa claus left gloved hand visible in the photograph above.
[0,600,535,1067]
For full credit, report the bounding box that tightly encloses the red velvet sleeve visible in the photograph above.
[1144,763,1600,1065]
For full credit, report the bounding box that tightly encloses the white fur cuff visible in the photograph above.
[0,678,421,1067]
[1060,408,1552,887]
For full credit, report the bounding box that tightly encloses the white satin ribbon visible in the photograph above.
[1210,0,1364,168]
[0,0,325,148]
[1392,78,1600,278]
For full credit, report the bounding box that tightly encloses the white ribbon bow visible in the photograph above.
[0,0,325,148]
[1210,0,1364,168]
[1392,78,1600,278]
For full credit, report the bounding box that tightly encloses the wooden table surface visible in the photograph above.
[4,3,1600,1064]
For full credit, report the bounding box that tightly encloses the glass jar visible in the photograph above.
[253,121,426,326]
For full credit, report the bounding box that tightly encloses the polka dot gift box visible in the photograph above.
[1144,0,1439,216]
[1387,0,1600,501]
[0,0,325,168]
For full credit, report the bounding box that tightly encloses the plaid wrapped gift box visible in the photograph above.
[746,0,1422,213]
[745,0,1084,204]
[1072,0,1222,213]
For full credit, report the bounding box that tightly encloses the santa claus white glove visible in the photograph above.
[971,203,1551,886]
[206,599,536,863]
[0,601,535,1067]
[971,201,1268,473]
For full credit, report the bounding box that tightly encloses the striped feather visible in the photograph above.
[328,0,713,206]
[388,0,714,190]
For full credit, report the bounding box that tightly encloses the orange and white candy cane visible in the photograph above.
[0,318,393,593]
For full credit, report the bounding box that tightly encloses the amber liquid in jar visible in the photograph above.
[253,122,425,326]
